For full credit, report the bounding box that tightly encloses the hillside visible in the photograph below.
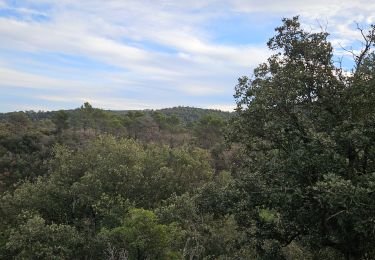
[113,106,232,124]
[0,106,233,125]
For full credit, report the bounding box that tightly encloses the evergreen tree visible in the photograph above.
[230,17,375,259]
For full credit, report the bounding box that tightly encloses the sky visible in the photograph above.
[0,0,374,112]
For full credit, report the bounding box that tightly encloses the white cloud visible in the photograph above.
[0,66,87,90]
[36,95,158,110]
[1,0,374,111]
[231,0,375,49]
[205,103,236,112]
[0,1,270,106]
[3,104,52,112]
[0,1,7,8]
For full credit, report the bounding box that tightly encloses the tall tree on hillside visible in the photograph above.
[80,102,94,132]
[230,17,375,259]
[7,112,30,133]
[194,114,225,149]
[52,110,69,136]
[123,111,145,139]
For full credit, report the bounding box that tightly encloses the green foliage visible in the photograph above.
[51,110,69,135]
[0,122,53,192]
[100,208,182,259]
[156,192,253,259]
[230,16,375,259]
[7,112,31,132]
[6,215,82,259]
[122,111,146,139]
[141,144,213,206]
[0,18,374,260]
[152,106,232,125]
[0,135,216,258]
[193,114,225,149]
[67,102,127,136]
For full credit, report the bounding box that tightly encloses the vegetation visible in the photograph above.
[0,17,374,259]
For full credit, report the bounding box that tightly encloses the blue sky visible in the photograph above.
[0,0,374,112]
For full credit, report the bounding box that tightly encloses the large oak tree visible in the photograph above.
[230,17,375,259]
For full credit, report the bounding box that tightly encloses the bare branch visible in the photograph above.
[326,210,346,222]
[355,23,375,70]
[316,18,329,33]
[338,42,358,59]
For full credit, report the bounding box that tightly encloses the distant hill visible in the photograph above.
[0,106,233,125]
[113,106,233,124]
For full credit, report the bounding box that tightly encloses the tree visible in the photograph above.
[52,110,69,136]
[151,111,167,131]
[193,114,225,149]
[0,119,53,192]
[78,102,98,132]
[7,112,30,133]
[5,215,82,259]
[230,17,375,259]
[0,135,215,258]
[101,208,182,259]
[123,111,145,139]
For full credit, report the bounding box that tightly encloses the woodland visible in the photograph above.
[0,17,374,259]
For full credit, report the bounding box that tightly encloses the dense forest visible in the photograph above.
[1,17,375,259]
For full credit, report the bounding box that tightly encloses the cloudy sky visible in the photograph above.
[0,0,374,112]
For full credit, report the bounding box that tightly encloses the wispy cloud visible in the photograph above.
[0,66,92,90]
[0,0,374,112]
